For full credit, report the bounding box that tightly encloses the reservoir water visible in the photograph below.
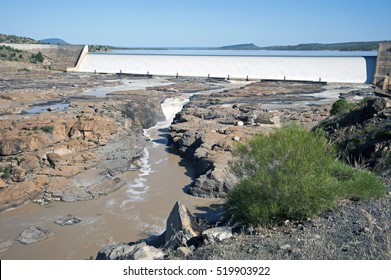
[110,49,377,57]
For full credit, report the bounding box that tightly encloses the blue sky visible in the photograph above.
[1,0,389,47]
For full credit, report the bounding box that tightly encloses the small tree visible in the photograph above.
[34,51,44,63]
[31,51,44,63]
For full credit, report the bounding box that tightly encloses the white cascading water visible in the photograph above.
[121,95,190,208]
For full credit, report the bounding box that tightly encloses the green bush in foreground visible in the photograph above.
[330,98,356,116]
[226,124,386,226]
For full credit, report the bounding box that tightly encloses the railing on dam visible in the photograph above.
[74,53,377,84]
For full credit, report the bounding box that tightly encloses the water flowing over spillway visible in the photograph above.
[76,54,375,83]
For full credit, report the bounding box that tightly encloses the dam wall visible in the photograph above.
[1,43,86,71]
[374,42,391,90]
[76,53,375,83]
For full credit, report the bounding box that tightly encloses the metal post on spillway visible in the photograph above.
[227,75,230,81]
[246,75,249,81]
[176,73,178,79]
[208,74,210,81]
[319,77,322,83]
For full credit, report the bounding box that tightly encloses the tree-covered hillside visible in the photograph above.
[0,34,40,44]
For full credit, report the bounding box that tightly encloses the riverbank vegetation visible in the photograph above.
[226,124,386,226]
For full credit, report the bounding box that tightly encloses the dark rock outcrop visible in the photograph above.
[318,97,391,170]
[124,98,165,129]
[163,201,201,249]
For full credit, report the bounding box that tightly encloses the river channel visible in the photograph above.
[0,78,248,259]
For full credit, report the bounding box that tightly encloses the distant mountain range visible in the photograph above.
[39,38,70,45]
[218,41,387,51]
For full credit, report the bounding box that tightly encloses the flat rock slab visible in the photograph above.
[0,239,14,252]
[202,226,232,244]
[55,214,82,226]
[17,226,55,245]
[96,242,164,260]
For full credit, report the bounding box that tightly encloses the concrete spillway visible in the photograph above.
[76,53,376,83]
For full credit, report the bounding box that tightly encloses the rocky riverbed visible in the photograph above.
[97,78,390,260]
[1,60,388,260]
[168,81,342,198]
[0,65,170,210]
[0,61,239,258]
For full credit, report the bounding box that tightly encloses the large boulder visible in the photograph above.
[11,166,26,182]
[124,99,165,129]
[17,225,55,245]
[163,201,200,249]
[96,242,164,260]
[19,155,41,173]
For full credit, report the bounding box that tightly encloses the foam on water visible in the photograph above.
[121,147,152,207]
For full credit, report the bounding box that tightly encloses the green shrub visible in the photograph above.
[30,51,44,63]
[226,124,386,226]
[39,125,54,134]
[330,98,356,116]
[1,165,11,180]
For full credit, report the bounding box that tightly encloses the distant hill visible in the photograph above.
[218,43,261,50]
[259,41,388,51]
[40,38,69,45]
[0,34,40,44]
[216,41,388,51]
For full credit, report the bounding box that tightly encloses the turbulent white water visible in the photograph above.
[121,95,190,208]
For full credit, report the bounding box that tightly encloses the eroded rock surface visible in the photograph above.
[0,64,182,211]
[168,81,333,198]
